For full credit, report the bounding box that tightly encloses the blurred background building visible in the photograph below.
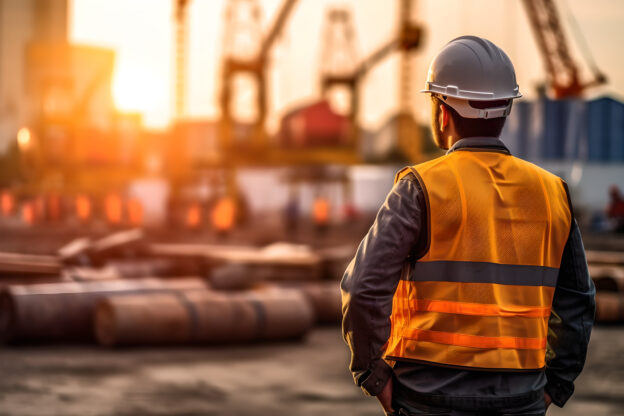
[0,0,621,230]
[0,0,69,152]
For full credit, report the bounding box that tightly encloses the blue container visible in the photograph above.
[607,99,624,162]
[526,100,546,161]
[502,100,531,158]
[541,98,586,160]
[487,96,623,163]
[585,97,624,162]
[562,100,587,161]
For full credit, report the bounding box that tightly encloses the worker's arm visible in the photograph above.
[545,219,596,407]
[340,173,425,396]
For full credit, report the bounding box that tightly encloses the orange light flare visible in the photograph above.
[17,127,32,151]
[75,195,92,223]
[212,197,236,233]
[186,202,201,229]
[21,202,35,226]
[105,193,124,225]
[127,198,144,227]
[1,191,15,216]
[313,197,330,226]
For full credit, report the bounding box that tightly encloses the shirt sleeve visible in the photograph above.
[545,220,596,407]
[340,174,426,396]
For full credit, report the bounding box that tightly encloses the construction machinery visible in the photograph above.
[320,0,423,162]
[521,0,607,98]
[220,0,297,154]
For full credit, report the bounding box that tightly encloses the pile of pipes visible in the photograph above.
[0,229,350,347]
[588,250,624,323]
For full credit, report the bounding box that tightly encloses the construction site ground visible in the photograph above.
[1,221,623,416]
[0,326,622,416]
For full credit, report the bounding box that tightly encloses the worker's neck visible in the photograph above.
[444,135,461,150]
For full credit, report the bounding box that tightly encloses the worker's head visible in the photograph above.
[422,36,521,149]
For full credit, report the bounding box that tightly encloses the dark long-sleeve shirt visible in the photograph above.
[341,137,596,408]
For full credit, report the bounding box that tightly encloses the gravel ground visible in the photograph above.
[1,326,623,416]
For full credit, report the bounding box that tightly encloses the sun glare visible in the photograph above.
[113,65,165,117]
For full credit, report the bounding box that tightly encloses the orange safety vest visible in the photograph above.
[385,149,572,371]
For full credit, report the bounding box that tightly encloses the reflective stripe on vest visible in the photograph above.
[385,150,572,371]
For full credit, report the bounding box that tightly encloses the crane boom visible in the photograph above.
[521,0,606,98]
[259,0,299,62]
[353,39,398,81]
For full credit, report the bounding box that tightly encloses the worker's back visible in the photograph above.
[387,149,572,370]
[342,36,595,415]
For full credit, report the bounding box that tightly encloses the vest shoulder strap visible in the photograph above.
[394,156,450,185]
[393,166,412,184]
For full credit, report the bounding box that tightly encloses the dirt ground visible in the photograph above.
[0,326,622,416]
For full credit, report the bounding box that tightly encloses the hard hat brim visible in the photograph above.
[420,82,522,101]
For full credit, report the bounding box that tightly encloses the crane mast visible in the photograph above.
[220,0,299,156]
[174,0,189,119]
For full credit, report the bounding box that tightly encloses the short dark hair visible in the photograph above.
[432,95,510,138]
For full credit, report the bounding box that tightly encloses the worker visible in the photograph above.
[284,185,300,235]
[341,36,595,416]
[607,185,624,233]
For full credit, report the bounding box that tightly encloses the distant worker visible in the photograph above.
[607,185,624,233]
[284,185,300,235]
[312,193,330,232]
[341,36,595,416]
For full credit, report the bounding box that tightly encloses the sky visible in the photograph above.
[69,0,624,130]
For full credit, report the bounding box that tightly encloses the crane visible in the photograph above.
[320,0,423,162]
[219,0,299,156]
[521,0,607,98]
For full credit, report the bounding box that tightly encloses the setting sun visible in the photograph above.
[113,65,166,119]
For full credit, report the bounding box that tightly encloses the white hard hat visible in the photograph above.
[421,36,522,119]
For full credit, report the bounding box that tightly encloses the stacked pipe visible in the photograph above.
[260,281,342,325]
[587,250,624,323]
[0,235,349,347]
[0,278,208,343]
[94,287,314,346]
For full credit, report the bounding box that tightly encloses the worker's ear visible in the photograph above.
[439,105,449,131]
